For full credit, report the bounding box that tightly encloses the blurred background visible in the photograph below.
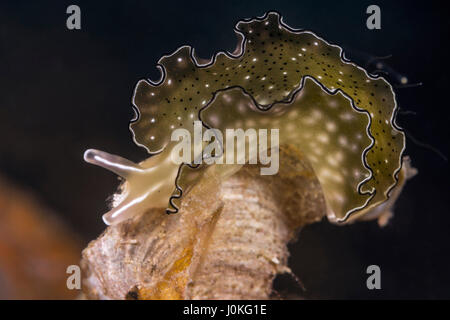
[0,0,448,299]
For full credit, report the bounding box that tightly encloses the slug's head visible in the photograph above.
[83,148,179,225]
[85,12,410,225]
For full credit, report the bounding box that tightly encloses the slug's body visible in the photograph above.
[85,12,407,225]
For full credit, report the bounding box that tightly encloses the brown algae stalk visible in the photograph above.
[81,12,414,299]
